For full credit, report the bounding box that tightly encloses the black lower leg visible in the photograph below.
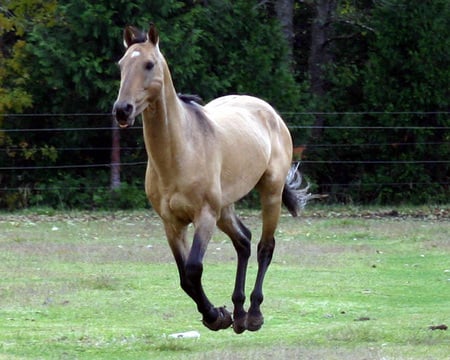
[248,238,275,330]
[231,234,251,332]
[184,256,217,322]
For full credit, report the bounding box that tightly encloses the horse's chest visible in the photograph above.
[148,183,197,224]
[168,192,196,219]
[146,166,218,223]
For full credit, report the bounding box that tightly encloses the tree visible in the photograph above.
[0,1,58,208]
[307,0,337,138]
[274,0,295,64]
[364,0,449,113]
[0,0,56,115]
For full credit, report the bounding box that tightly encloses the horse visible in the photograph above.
[112,23,311,333]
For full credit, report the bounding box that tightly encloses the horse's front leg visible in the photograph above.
[167,209,232,331]
[188,208,233,330]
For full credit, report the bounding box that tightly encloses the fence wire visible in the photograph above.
[1,112,449,193]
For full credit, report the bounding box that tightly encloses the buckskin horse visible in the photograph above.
[112,24,311,333]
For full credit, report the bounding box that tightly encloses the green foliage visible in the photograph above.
[94,181,148,210]
[0,39,32,114]
[31,173,95,209]
[0,1,59,210]
[163,0,301,110]
[364,0,449,112]
[25,0,299,113]
[26,0,123,113]
[29,173,147,210]
[0,0,57,113]
[359,0,449,203]
[303,0,449,204]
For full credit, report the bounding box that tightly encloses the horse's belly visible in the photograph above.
[219,141,270,204]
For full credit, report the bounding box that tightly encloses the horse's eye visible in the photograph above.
[145,61,154,71]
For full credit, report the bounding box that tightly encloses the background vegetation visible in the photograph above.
[1,0,449,209]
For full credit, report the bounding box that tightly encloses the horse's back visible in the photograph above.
[205,95,290,142]
[205,95,269,113]
[206,95,280,123]
[206,94,292,155]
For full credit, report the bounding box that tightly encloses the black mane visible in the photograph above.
[177,93,204,105]
[178,93,212,134]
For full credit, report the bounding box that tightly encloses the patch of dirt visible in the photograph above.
[302,207,450,221]
[196,346,386,360]
[0,211,159,224]
[6,242,170,263]
[1,206,448,224]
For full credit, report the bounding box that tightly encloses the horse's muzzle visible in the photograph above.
[113,101,135,128]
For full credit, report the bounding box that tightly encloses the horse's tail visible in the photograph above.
[282,162,312,217]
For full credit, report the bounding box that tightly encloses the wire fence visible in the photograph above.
[1,112,449,194]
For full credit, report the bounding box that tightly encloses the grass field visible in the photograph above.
[0,206,449,359]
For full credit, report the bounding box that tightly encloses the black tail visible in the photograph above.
[282,162,312,217]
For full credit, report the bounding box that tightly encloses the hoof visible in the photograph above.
[202,307,233,331]
[232,314,247,334]
[247,311,264,332]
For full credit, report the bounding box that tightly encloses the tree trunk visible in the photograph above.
[274,0,295,63]
[308,0,337,138]
[110,120,121,190]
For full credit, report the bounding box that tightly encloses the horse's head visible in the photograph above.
[113,23,163,128]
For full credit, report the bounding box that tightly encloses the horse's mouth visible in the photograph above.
[115,117,135,129]
[116,117,134,129]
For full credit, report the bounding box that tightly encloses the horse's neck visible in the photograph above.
[141,67,186,177]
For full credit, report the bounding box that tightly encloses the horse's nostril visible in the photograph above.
[119,103,133,116]
[114,102,134,122]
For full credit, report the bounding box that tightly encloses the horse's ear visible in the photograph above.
[123,26,141,49]
[147,23,159,46]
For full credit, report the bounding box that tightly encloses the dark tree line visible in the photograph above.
[0,0,448,209]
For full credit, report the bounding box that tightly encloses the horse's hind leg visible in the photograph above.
[247,178,284,331]
[217,205,252,334]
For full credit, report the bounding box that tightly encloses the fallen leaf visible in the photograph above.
[429,324,448,331]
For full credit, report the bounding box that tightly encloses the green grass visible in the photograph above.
[0,207,449,359]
